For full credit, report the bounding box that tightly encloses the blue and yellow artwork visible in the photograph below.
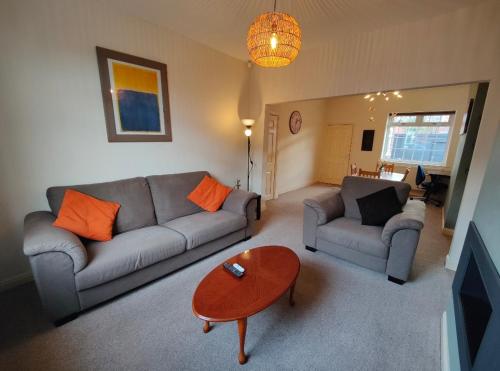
[96,46,171,142]
[111,62,162,133]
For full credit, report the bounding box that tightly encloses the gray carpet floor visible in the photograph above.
[0,184,454,370]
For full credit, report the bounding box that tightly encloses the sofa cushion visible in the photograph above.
[47,177,156,234]
[187,175,233,212]
[356,187,402,226]
[53,189,121,241]
[341,176,410,219]
[76,226,186,290]
[163,210,246,250]
[147,171,209,224]
[317,217,388,259]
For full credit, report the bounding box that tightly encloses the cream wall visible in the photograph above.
[323,84,471,188]
[249,1,500,271]
[0,0,248,288]
[268,100,327,195]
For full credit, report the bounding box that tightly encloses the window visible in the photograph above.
[381,112,454,166]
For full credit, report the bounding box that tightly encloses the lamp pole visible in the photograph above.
[247,135,250,191]
[241,119,254,192]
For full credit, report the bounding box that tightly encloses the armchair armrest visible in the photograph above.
[24,211,88,273]
[381,200,425,246]
[303,189,344,249]
[222,189,258,216]
[303,189,344,225]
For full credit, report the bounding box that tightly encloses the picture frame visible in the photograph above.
[96,46,172,142]
[361,129,375,151]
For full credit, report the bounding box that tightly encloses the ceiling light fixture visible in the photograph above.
[363,90,403,102]
[247,0,301,68]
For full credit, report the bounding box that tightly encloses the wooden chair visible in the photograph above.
[350,163,358,175]
[401,168,410,182]
[382,163,395,173]
[358,169,381,178]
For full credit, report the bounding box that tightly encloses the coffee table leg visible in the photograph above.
[203,320,211,333]
[289,282,296,306]
[237,318,247,364]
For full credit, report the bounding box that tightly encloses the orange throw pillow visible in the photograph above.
[53,189,121,241]
[187,175,232,212]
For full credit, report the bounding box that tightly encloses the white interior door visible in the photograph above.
[264,114,279,200]
[320,124,353,185]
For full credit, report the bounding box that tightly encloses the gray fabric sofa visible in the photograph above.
[23,171,258,324]
[303,176,425,284]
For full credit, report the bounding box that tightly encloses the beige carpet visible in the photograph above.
[0,184,454,370]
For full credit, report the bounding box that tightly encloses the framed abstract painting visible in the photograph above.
[96,46,172,142]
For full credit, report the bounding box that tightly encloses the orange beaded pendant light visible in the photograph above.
[247,0,301,68]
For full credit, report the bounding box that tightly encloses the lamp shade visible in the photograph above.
[241,119,255,127]
[247,12,301,68]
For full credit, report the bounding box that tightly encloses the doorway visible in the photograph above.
[319,124,353,185]
[263,113,279,200]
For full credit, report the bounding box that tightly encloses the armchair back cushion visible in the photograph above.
[341,176,410,219]
[47,177,156,234]
[147,171,208,224]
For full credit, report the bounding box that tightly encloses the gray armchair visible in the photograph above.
[303,176,425,284]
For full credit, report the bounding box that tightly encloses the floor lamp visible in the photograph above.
[241,119,255,191]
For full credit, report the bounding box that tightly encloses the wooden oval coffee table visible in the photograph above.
[192,245,300,365]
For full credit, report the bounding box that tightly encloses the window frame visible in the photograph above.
[380,111,455,167]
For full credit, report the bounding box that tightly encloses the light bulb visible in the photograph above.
[244,128,252,137]
[376,92,381,96]
[369,97,375,102]
[385,96,389,101]
[270,33,278,50]
[393,91,400,95]
[364,94,371,99]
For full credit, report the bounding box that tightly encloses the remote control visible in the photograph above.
[233,263,245,273]
[223,262,244,278]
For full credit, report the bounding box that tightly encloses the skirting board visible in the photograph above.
[441,208,454,237]
[277,180,318,197]
[0,271,33,292]
[441,311,450,371]
[445,254,457,271]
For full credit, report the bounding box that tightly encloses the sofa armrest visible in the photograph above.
[303,189,344,225]
[222,189,258,217]
[381,200,425,246]
[24,211,88,273]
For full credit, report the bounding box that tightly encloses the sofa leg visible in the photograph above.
[243,236,251,241]
[53,312,79,327]
[388,276,406,285]
[305,245,317,252]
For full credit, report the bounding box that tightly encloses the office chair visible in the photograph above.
[412,165,441,206]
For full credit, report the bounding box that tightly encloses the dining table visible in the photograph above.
[379,171,406,182]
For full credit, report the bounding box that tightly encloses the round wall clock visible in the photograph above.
[289,111,302,134]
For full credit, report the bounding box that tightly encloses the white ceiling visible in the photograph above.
[110,0,484,61]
